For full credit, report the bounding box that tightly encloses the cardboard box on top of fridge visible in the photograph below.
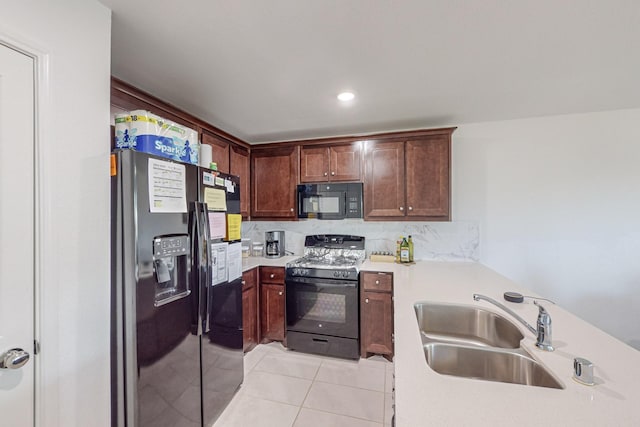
[114,110,199,165]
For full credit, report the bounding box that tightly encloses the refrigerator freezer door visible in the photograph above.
[112,150,202,427]
[201,277,243,426]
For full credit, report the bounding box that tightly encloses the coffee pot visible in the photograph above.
[265,231,285,258]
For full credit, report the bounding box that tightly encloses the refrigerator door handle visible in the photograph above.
[190,201,206,336]
[200,202,213,334]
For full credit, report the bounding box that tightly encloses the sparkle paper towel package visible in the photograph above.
[114,110,199,165]
[114,113,132,148]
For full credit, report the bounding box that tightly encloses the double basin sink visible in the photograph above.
[414,302,563,389]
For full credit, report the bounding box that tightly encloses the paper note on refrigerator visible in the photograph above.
[226,214,242,241]
[148,158,187,213]
[227,242,242,281]
[208,212,226,240]
[210,242,228,285]
[204,187,227,211]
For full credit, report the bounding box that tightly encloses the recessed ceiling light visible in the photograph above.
[337,92,355,102]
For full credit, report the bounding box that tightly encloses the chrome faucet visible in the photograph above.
[473,294,554,351]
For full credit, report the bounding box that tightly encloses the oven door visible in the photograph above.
[285,276,358,338]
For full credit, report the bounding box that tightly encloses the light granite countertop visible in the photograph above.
[241,255,297,272]
[360,260,640,426]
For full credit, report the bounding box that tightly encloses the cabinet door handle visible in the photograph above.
[399,206,404,211]
[324,172,328,176]
[365,298,369,303]
[241,280,246,285]
[270,274,275,279]
[375,280,380,285]
[331,171,335,176]
[278,291,283,296]
[408,206,413,211]
[290,208,294,212]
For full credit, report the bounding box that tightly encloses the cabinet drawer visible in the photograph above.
[260,266,285,284]
[361,271,393,292]
[242,267,257,290]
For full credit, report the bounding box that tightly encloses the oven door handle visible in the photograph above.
[285,279,358,288]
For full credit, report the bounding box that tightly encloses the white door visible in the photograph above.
[0,43,35,426]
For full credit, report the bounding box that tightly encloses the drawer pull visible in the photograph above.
[270,274,275,279]
[365,298,369,303]
[241,280,246,285]
[375,280,380,285]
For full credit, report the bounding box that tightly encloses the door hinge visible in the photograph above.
[34,340,40,355]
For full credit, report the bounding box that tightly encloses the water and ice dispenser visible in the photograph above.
[152,235,190,306]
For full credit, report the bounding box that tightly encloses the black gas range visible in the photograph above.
[285,235,365,359]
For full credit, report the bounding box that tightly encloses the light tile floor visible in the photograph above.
[213,343,394,427]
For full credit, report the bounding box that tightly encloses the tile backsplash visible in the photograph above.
[241,220,479,261]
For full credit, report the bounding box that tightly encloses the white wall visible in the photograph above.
[1,1,112,425]
[453,108,640,349]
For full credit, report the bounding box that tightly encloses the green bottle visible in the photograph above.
[400,237,410,263]
[408,235,414,262]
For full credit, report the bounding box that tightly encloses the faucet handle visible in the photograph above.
[533,301,554,351]
[573,357,595,385]
[534,300,549,317]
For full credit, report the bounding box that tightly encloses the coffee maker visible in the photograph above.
[265,231,285,258]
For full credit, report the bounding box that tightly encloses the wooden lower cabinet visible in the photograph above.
[259,267,286,342]
[360,271,394,361]
[242,268,258,352]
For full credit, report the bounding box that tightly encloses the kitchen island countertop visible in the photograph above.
[360,260,640,426]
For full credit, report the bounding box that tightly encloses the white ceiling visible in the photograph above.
[100,0,640,143]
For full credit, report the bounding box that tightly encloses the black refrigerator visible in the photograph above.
[111,149,243,427]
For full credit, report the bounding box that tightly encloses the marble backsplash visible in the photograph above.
[241,220,479,261]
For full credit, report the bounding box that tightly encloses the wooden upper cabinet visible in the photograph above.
[300,146,329,182]
[363,129,453,221]
[405,136,450,218]
[363,140,405,218]
[201,131,230,173]
[300,142,361,183]
[230,145,250,218]
[251,146,299,219]
[330,143,361,181]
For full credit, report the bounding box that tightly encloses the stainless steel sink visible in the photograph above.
[414,302,524,349]
[422,343,564,389]
[414,301,564,389]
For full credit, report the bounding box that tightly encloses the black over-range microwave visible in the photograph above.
[297,183,363,219]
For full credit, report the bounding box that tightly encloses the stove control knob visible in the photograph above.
[333,271,339,278]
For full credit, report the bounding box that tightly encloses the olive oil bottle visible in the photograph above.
[400,237,410,263]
